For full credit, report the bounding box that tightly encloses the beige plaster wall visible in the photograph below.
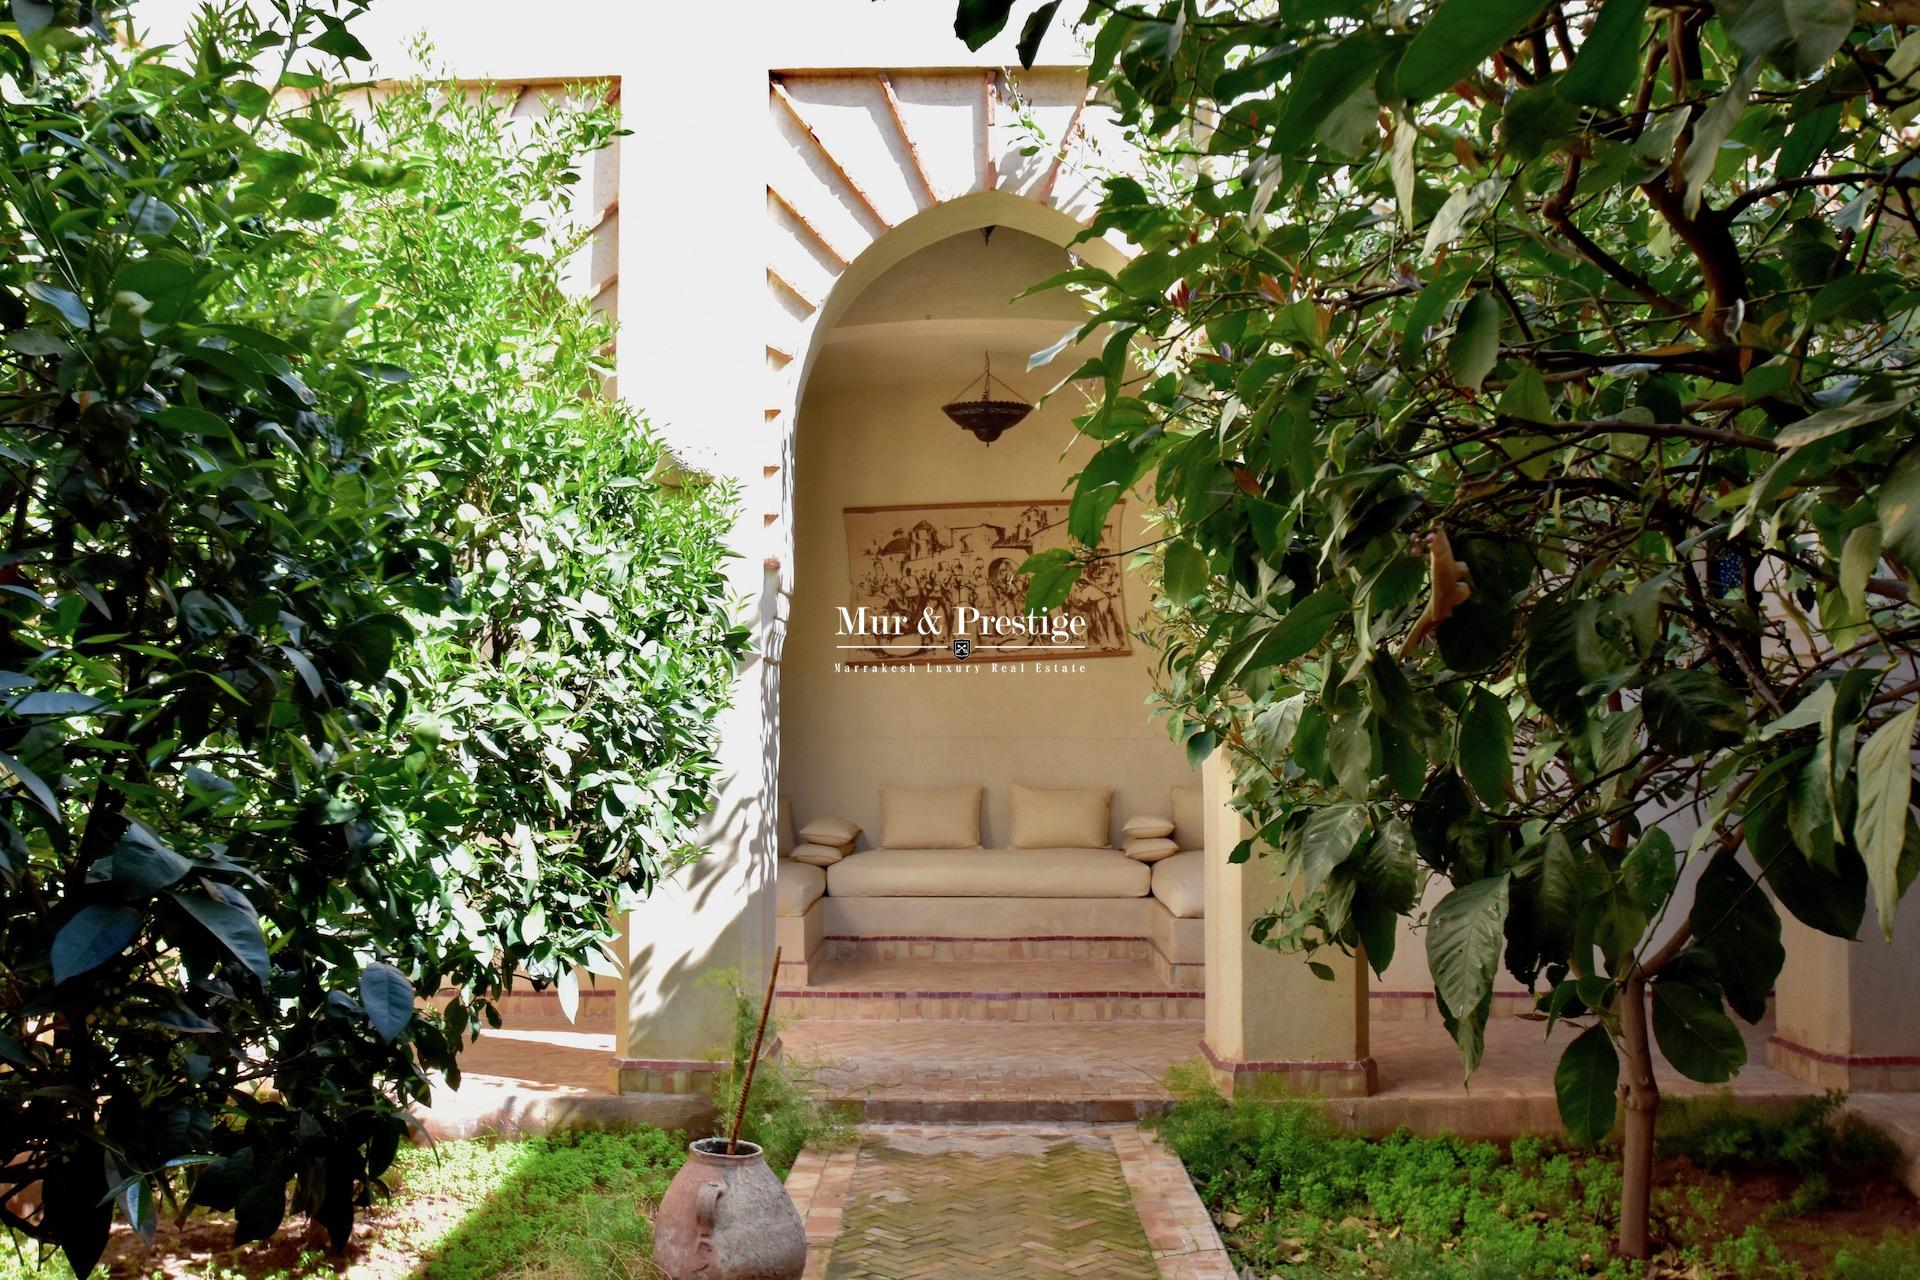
[1777,890,1920,1058]
[781,234,1190,851]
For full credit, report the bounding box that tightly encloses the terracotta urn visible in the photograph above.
[652,1137,808,1280]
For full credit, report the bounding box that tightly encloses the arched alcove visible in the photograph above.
[777,218,1186,852]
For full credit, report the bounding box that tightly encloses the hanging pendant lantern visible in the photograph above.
[941,352,1032,445]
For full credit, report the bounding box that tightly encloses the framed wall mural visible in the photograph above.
[839,500,1131,664]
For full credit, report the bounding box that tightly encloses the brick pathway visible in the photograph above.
[785,1125,1232,1280]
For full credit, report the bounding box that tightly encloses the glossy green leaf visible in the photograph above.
[1856,705,1919,939]
[1455,687,1513,809]
[1449,291,1500,392]
[1690,853,1784,1023]
[359,962,414,1043]
[1298,803,1368,897]
[1559,0,1649,107]
[1396,0,1551,102]
[1642,669,1748,755]
[1015,0,1061,66]
[1651,980,1748,1083]
[1555,1024,1620,1144]
[169,889,270,981]
[103,825,192,895]
[1021,548,1082,612]
[1240,588,1348,673]
[1881,446,1920,569]
[23,280,88,328]
[1426,873,1511,1074]
[1399,269,1470,366]
[1722,0,1855,78]
[309,19,371,62]
[1271,33,1394,157]
[1680,60,1760,218]
[954,0,1018,49]
[1621,828,1678,914]
[1162,540,1208,604]
[51,905,139,983]
[1776,398,1909,449]
[1501,81,1580,160]
[1778,100,1842,179]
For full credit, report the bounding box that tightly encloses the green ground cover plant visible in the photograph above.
[1153,1075,1920,1278]
[0,1126,684,1280]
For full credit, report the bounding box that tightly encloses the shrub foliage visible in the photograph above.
[960,0,1920,1256]
[0,5,743,1271]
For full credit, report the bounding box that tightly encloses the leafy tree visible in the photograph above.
[963,0,1920,1259]
[245,72,751,1040]
[0,6,743,1272]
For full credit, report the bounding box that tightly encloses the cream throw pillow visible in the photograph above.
[1171,786,1204,852]
[799,816,860,847]
[1122,814,1175,839]
[1124,836,1180,863]
[1010,784,1113,849]
[788,843,846,868]
[879,785,982,849]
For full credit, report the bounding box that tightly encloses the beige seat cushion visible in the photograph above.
[1123,814,1175,840]
[800,816,860,847]
[1171,786,1204,852]
[1152,849,1204,918]
[777,860,826,916]
[789,843,846,868]
[879,785,982,849]
[1124,836,1180,863]
[1010,784,1112,849]
[827,848,1150,898]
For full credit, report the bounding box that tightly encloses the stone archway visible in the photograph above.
[613,64,1374,1101]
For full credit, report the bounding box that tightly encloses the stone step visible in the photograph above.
[776,957,1201,1023]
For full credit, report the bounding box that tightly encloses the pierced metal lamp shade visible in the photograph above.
[941,353,1032,445]
[941,396,1032,443]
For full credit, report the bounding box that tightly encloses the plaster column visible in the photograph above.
[605,15,781,1099]
[1200,750,1375,1098]
[1769,891,1920,1091]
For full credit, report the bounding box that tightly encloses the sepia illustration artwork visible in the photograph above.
[841,500,1131,663]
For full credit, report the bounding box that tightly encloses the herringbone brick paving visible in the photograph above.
[795,1125,1233,1280]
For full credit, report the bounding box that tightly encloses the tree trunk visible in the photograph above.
[1617,968,1661,1260]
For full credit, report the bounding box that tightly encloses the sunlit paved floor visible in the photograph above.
[417,994,1813,1136]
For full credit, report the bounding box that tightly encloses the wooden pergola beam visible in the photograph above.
[875,73,939,206]
[766,267,818,312]
[770,78,892,230]
[1037,89,1093,205]
[768,186,850,269]
[981,70,997,192]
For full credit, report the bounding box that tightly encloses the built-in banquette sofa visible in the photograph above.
[774,783,1204,989]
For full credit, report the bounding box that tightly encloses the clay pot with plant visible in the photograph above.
[652,948,807,1280]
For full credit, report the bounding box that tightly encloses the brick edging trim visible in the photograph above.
[613,1038,782,1073]
[1199,1037,1375,1076]
[611,1057,729,1072]
[1769,1034,1920,1068]
[822,933,1148,942]
[776,987,1203,1000]
[1370,989,1531,1000]
[819,931,1197,971]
